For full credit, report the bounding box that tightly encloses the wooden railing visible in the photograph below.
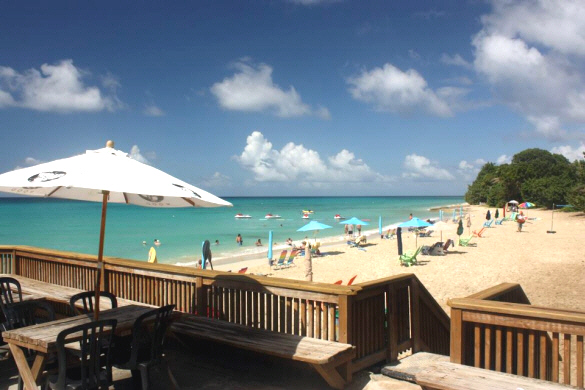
[0,246,450,373]
[450,283,585,387]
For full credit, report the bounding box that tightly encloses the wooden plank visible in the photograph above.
[577,335,583,388]
[563,333,571,385]
[415,361,575,390]
[552,332,560,382]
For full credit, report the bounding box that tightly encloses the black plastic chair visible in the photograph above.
[0,277,23,358]
[69,291,118,316]
[47,319,117,390]
[114,304,178,390]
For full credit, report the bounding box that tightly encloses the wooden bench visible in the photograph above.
[415,361,577,390]
[171,314,356,389]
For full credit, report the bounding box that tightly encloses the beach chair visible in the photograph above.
[271,250,287,269]
[417,229,433,237]
[495,218,503,225]
[459,235,474,247]
[311,242,322,256]
[473,227,487,238]
[483,219,494,228]
[503,212,517,221]
[443,239,454,252]
[333,280,343,285]
[238,267,248,274]
[277,250,298,269]
[347,275,357,285]
[399,246,422,267]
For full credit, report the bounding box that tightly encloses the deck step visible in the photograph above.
[381,352,449,383]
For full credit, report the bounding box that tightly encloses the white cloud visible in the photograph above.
[441,53,472,69]
[211,60,327,118]
[551,143,585,162]
[129,145,150,164]
[200,172,231,188]
[402,154,455,180]
[143,104,165,117]
[472,1,585,140]
[24,157,42,166]
[347,63,453,117]
[0,59,122,112]
[496,154,511,165]
[236,131,386,183]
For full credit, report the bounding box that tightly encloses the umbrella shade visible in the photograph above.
[339,217,369,226]
[0,142,232,318]
[398,217,432,247]
[519,202,535,208]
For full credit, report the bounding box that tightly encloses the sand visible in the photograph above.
[215,205,585,315]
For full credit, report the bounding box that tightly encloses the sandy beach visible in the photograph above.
[215,205,585,315]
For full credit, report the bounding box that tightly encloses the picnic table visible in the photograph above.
[2,304,154,390]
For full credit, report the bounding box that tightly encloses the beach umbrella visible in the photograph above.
[519,202,535,209]
[452,209,456,221]
[268,230,273,264]
[495,209,499,219]
[339,217,370,226]
[378,216,382,236]
[457,220,464,236]
[398,217,431,247]
[431,221,455,242]
[0,141,232,318]
[297,220,332,243]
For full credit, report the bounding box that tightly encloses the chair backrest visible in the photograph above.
[53,319,117,390]
[347,275,357,285]
[0,277,22,309]
[126,304,175,368]
[333,280,343,285]
[2,300,55,331]
[69,291,118,316]
[287,250,298,263]
[238,267,248,274]
[413,246,422,258]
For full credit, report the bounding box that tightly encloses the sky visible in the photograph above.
[1,0,585,197]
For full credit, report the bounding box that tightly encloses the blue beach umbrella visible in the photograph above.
[268,230,273,262]
[398,217,432,247]
[297,220,332,243]
[339,217,370,226]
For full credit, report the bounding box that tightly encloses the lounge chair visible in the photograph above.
[275,250,298,269]
[399,246,422,267]
[311,242,322,256]
[495,218,503,225]
[271,250,288,269]
[503,212,517,222]
[333,280,343,285]
[238,267,248,274]
[429,242,445,256]
[483,220,494,228]
[473,227,486,238]
[348,235,366,247]
[417,229,433,237]
[443,239,454,252]
[459,235,474,247]
[347,275,357,285]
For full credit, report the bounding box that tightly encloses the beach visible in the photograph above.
[215,205,585,315]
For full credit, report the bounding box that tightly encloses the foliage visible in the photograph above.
[465,148,583,211]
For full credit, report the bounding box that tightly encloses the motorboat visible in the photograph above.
[302,213,310,219]
[234,213,252,219]
[265,213,281,219]
[334,214,345,219]
[302,210,315,214]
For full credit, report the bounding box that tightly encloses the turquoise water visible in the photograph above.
[0,196,464,265]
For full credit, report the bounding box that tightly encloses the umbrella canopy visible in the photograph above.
[430,221,455,242]
[339,217,370,226]
[297,220,332,243]
[398,217,432,247]
[519,202,535,209]
[0,141,232,317]
[508,200,519,204]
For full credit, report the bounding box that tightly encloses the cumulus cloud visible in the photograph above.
[440,53,472,69]
[143,104,165,117]
[200,172,231,188]
[347,63,453,117]
[236,131,386,183]
[496,154,511,165]
[0,60,122,112]
[472,1,585,140]
[551,143,585,162]
[402,154,455,180]
[211,60,327,118]
[129,145,151,164]
[457,158,488,180]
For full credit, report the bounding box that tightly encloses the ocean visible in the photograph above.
[0,196,464,266]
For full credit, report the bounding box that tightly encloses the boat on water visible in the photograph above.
[302,210,315,214]
[334,214,345,219]
[302,213,310,219]
[235,213,252,219]
[265,213,281,219]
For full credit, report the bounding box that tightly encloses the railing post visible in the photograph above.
[195,276,205,316]
[11,249,16,275]
[387,283,399,362]
[450,307,464,364]
[337,294,352,344]
[411,279,421,352]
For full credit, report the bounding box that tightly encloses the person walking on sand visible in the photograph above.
[344,224,349,237]
[516,211,526,232]
[357,224,362,236]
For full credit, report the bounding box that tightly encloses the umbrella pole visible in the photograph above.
[95,191,109,320]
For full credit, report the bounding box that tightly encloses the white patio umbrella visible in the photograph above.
[430,221,455,242]
[0,141,232,318]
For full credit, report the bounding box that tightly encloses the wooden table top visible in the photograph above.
[2,304,154,353]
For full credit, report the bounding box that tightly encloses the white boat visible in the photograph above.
[235,213,252,219]
[265,213,281,219]
[334,214,345,219]
[302,213,310,219]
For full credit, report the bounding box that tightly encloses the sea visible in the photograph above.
[0,196,464,266]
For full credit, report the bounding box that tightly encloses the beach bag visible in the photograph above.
[516,215,525,224]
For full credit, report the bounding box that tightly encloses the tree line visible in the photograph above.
[464,148,585,211]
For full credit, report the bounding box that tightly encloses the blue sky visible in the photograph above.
[1,0,585,197]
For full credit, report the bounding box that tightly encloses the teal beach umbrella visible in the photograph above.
[398,217,431,247]
[339,217,370,226]
[297,220,332,243]
[378,216,382,235]
[268,230,273,262]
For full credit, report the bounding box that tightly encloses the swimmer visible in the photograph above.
[154,239,161,246]
[215,240,220,245]
[142,240,147,246]
[255,238,262,246]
